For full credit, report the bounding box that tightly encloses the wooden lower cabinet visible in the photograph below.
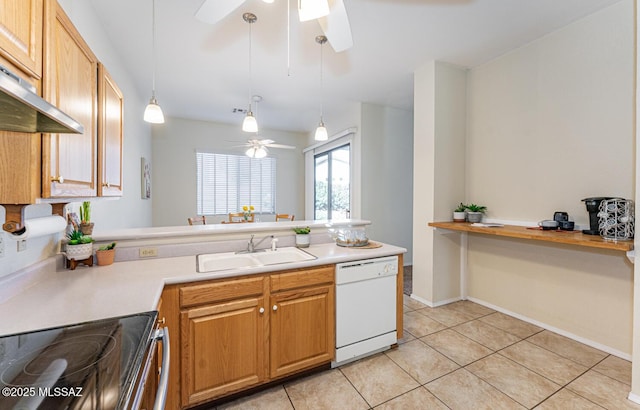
[168,266,335,409]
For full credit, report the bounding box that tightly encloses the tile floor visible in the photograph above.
[214,296,638,409]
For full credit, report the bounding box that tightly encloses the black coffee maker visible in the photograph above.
[581,197,620,235]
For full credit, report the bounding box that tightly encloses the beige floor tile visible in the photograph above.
[453,319,521,351]
[593,355,632,386]
[403,294,428,311]
[466,354,561,408]
[403,310,447,338]
[535,389,605,410]
[479,312,543,339]
[284,369,368,410]
[416,305,477,327]
[500,341,588,385]
[527,331,608,367]
[421,329,493,366]
[374,387,448,410]
[217,386,294,410]
[340,353,420,407]
[426,368,526,410]
[445,300,496,318]
[567,370,640,409]
[385,339,459,384]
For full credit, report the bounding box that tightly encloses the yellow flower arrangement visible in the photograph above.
[242,205,255,221]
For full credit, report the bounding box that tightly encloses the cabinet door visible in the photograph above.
[270,283,335,379]
[97,63,123,196]
[0,0,43,79]
[42,1,97,198]
[181,296,267,407]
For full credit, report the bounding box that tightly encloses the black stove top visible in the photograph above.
[0,311,157,410]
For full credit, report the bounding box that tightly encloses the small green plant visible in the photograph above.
[466,203,487,213]
[98,242,116,251]
[67,229,93,245]
[293,227,311,234]
[454,203,467,212]
[80,201,91,224]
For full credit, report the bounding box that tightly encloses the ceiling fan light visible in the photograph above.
[246,146,267,158]
[298,0,329,22]
[144,97,165,124]
[314,121,328,141]
[242,111,258,132]
[262,0,275,3]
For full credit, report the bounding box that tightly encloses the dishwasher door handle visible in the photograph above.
[153,327,170,410]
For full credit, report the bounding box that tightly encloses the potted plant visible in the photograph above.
[293,226,311,248]
[96,242,117,266]
[453,203,467,222]
[465,203,487,223]
[79,201,94,235]
[65,229,94,261]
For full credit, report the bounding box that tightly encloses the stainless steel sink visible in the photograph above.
[196,247,316,273]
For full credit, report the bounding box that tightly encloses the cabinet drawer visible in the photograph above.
[270,265,334,293]
[180,276,265,308]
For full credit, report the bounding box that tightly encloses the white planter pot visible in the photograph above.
[295,234,310,248]
[65,243,93,260]
[453,211,466,222]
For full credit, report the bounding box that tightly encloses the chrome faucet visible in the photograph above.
[246,234,274,253]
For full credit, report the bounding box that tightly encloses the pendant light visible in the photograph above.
[314,35,328,141]
[144,0,165,124]
[242,13,258,133]
[246,96,267,158]
[298,0,330,22]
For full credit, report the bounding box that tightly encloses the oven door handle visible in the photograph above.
[153,327,170,410]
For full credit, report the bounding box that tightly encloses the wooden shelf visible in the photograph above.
[428,222,634,252]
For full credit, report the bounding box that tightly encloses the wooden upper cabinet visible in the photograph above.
[97,63,123,197]
[42,0,97,198]
[0,0,44,79]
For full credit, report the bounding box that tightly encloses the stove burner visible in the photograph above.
[0,333,116,387]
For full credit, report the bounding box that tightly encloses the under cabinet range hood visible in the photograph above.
[0,65,84,134]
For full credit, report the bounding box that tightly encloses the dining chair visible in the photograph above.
[275,214,295,221]
[188,216,206,225]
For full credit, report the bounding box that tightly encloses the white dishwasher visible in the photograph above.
[333,255,398,367]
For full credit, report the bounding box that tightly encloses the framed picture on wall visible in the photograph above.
[141,157,151,199]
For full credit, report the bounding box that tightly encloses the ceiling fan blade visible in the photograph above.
[195,0,247,25]
[265,143,296,149]
[318,0,353,52]
[259,139,275,145]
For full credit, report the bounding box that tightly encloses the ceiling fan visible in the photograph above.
[242,138,296,158]
[195,0,353,52]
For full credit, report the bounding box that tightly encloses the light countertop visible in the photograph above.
[0,242,406,336]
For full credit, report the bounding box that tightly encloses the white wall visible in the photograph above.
[361,103,414,264]
[464,0,634,354]
[413,61,467,304]
[0,0,152,279]
[151,117,306,226]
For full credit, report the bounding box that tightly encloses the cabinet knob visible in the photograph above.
[259,307,265,314]
[102,182,111,188]
[157,317,165,325]
[272,305,278,311]
[51,176,64,183]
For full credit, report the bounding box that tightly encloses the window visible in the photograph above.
[314,143,350,219]
[196,152,276,215]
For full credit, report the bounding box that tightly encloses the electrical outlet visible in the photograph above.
[17,240,26,252]
[0,235,4,257]
[139,247,158,258]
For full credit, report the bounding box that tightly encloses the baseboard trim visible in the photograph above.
[628,392,640,404]
[466,296,631,360]
[409,294,461,308]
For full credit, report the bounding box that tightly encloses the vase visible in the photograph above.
[96,249,116,266]
[295,234,310,248]
[80,222,94,235]
[453,211,466,222]
[466,212,483,223]
[65,243,93,261]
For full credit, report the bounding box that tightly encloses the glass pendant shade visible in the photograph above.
[144,96,165,124]
[242,110,258,132]
[246,146,267,158]
[262,0,274,3]
[298,0,329,21]
[314,121,328,141]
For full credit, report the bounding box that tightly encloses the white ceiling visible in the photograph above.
[89,0,622,133]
